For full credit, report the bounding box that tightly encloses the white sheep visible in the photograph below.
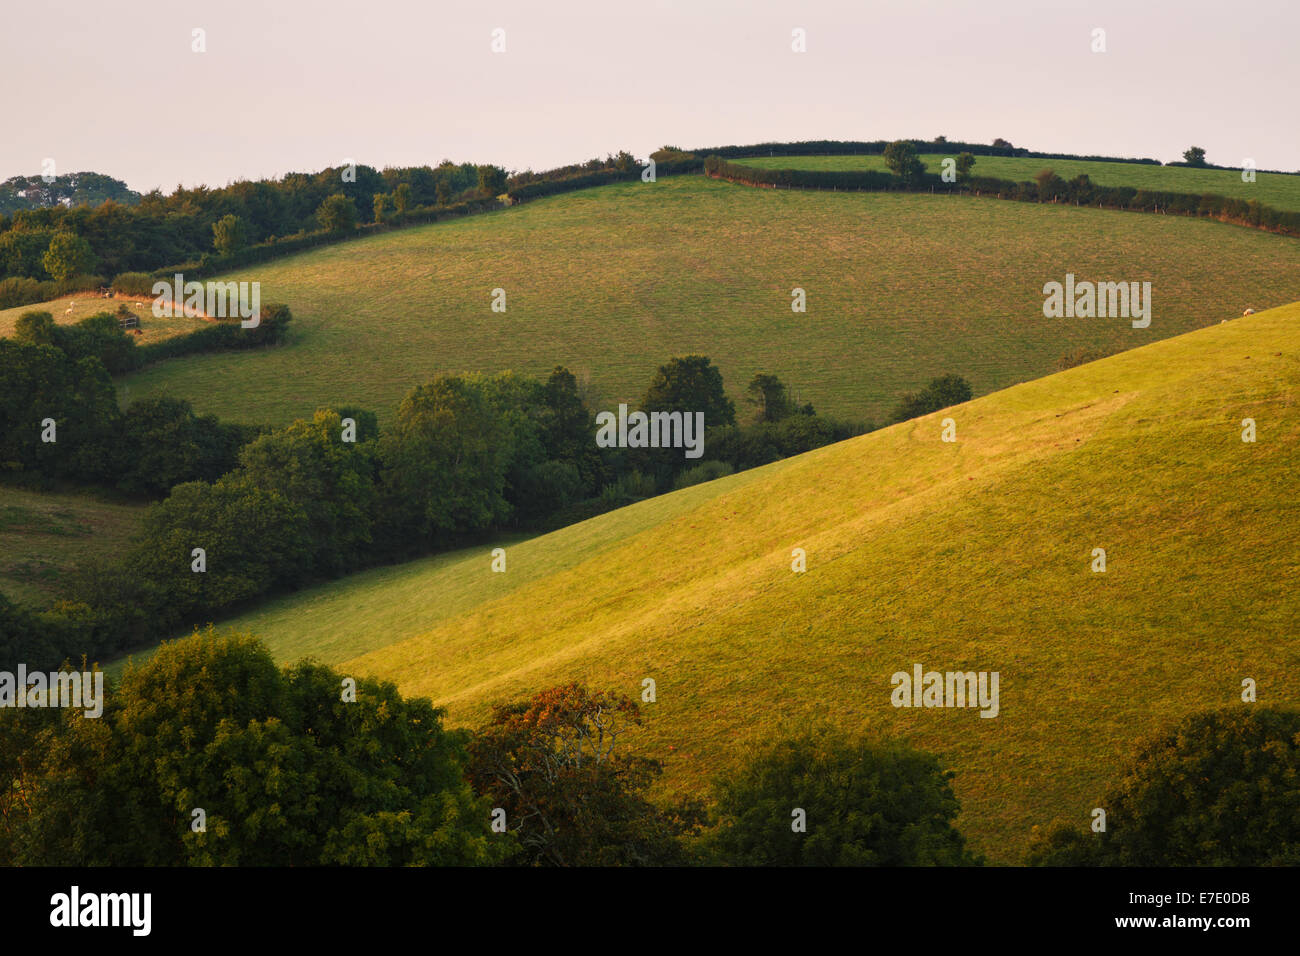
[1242,308,1256,316]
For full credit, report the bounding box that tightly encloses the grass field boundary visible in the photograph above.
[690,137,1300,176]
[704,156,1300,238]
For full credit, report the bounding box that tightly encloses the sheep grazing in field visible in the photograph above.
[1242,308,1256,316]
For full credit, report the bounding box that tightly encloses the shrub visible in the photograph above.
[672,459,735,490]
[110,271,156,296]
[1027,707,1300,866]
[598,469,657,506]
[316,194,358,233]
[891,374,973,423]
[709,734,981,866]
[41,232,98,281]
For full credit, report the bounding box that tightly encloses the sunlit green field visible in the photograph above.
[150,303,1300,863]
[117,176,1300,428]
[741,153,1300,211]
[0,295,208,346]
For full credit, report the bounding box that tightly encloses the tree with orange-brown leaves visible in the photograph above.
[467,683,700,866]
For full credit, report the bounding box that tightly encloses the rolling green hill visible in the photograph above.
[140,302,1300,862]
[742,153,1300,212]
[117,176,1300,429]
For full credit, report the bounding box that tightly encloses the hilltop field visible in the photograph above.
[115,302,1300,862]
[0,295,208,346]
[116,175,1300,428]
[741,153,1300,212]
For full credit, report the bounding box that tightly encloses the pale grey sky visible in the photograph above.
[4,0,1295,193]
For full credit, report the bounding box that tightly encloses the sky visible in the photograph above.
[3,0,1296,194]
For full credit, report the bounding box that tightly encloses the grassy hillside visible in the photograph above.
[742,153,1300,212]
[117,176,1300,428]
[0,487,146,607]
[158,302,1300,862]
[0,295,208,345]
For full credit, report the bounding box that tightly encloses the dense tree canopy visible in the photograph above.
[642,354,736,428]
[710,735,980,866]
[1028,707,1300,866]
[0,630,504,866]
[41,231,97,280]
[316,193,358,233]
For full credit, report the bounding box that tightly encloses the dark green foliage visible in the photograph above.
[124,477,312,631]
[1027,707,1300,866]
[0,274,104,310]
[883,140,926,184]
[692,138,1162,164]
[705,157,1300,237]
[332,405,380,443]
[12,309,55,345]
[0,228,56,279]
[117,396,257,495]
[110,271,156,296]
[706,155,895,192]
[211,214,248,255]
[710,735,980,866]
[1034,168,1068,201]
[745,372,806,423]
[891,374,973,423]
[315,194,358,233]
[0,591,56,670]
[41,231,98,281]
[513,459,585,519]
[482,367,602,523]
[642,355,735,428]
[54,311,137,374]
[377,375,516,549]
[505,159,702,203]
[0,629,503,866]
[707,414,865,472]
[476,165,508,197]
[0,338,119,483]
[0,316,279,494]
[0,172,139,215]
[134,302,292,365]
[235,410,378,576]
[672,459,734,490]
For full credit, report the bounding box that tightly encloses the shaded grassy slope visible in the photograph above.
[307,303,1299,863]
[117,176,1300,428]
[0,487,146,607]
[742,153,1300,212]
